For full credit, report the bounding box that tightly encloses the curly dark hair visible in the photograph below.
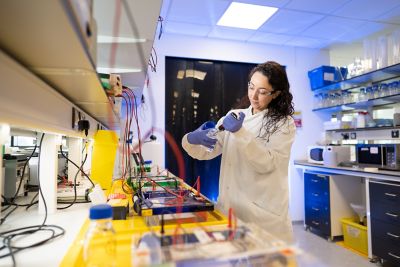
[235,61,294,141]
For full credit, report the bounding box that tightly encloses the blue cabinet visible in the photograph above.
[304,172,363,239]
[304,172,331,236]
[370,181,400,265]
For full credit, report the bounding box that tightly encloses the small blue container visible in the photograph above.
[308,66,343,91]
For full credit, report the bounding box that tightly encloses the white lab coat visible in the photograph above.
[182,106,296,243]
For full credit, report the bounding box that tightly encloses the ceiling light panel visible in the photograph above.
[217,2,278,30]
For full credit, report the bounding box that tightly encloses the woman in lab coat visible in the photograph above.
[182,61,296,243]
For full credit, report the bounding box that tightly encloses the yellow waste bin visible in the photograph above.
[341,217,368,256]
[91,130,118,190]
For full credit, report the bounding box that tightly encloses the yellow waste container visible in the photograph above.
[341,217,368,255]
[91,130,118,190]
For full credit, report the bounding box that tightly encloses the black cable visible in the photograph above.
[59,146,94,187]
[0,134,66,267]
[0,144,38,222]
[37,134,47,227]
[10,144,38,202]
[157,16,163,40]
[0,206,18,225]
[57,153,87,210]
[25,192,39,210]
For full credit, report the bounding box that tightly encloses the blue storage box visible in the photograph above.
[308,66,344,90]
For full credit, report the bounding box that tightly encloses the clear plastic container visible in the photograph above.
[380,83,388,97]
[358,88,367,101]
[205,128,222,152]
[83,204,116,267]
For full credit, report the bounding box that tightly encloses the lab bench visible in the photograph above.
[295,160,400,264]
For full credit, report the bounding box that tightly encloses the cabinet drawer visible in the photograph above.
[371,219,400,247]
[305,189,329,203]
[305,173,329,192]
[305,201,330,221]
[370,201,400,226]
[372,236,400,266]
[305,215,330,235]
[370,182,400,206]
[305,201,330,235]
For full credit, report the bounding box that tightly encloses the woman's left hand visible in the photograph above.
[223,112,245,133]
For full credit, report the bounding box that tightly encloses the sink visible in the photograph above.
[351,203,366,224]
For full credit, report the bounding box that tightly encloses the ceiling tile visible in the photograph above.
[166,0,230,25]
[284,0,350,14]
[285,36,329,49]
[301,16,365,40]
[258,10,324,34]
[333,0,400,20]
[335,22,388,42]
[207,26,256,41]
[376,4,400,24]
[248,32,293,45]
[164,21,211,36]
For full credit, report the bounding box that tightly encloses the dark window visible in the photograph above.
[165,57,257,201]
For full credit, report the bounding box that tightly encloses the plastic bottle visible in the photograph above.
[204,113,239,152]
[357,112,367,128]
[83,204,116,267]
[200,121,216,152]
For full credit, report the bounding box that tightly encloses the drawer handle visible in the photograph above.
[311,179,319,183]
[312,193,319,197]
[385,193,397,197]
[312,221,320,226]
[312,207,320,211]
[388,252,400,259]
[387,232,400,239]
[317,175,326,178]
[386,212,399,218]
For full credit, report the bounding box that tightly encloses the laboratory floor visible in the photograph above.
[292,223,394,267]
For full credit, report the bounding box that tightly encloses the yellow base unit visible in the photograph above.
[60,210,228,267]
[341,217,368,255]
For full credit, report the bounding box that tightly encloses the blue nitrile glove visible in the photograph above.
[223,112,245,133]
[187,121,217,149]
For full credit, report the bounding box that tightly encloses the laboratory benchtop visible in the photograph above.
[294,160,400,182]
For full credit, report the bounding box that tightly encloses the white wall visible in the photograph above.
[139,33,331,221]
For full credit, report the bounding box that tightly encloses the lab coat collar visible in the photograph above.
[246,106,267,118]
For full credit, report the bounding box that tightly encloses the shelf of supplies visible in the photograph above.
[325,126,400,132]
[312,63,400,94]
[0,0,119,129]
[312,92,400,112]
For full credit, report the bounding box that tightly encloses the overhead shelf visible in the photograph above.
[94,0,162,91]
[326,126,400,132]
[312,92,400,112]
[312,63,400,94]
[0,0,119,129]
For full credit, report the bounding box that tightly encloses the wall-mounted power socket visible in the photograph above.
[72,107,81,130]
[392,130,399,138]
